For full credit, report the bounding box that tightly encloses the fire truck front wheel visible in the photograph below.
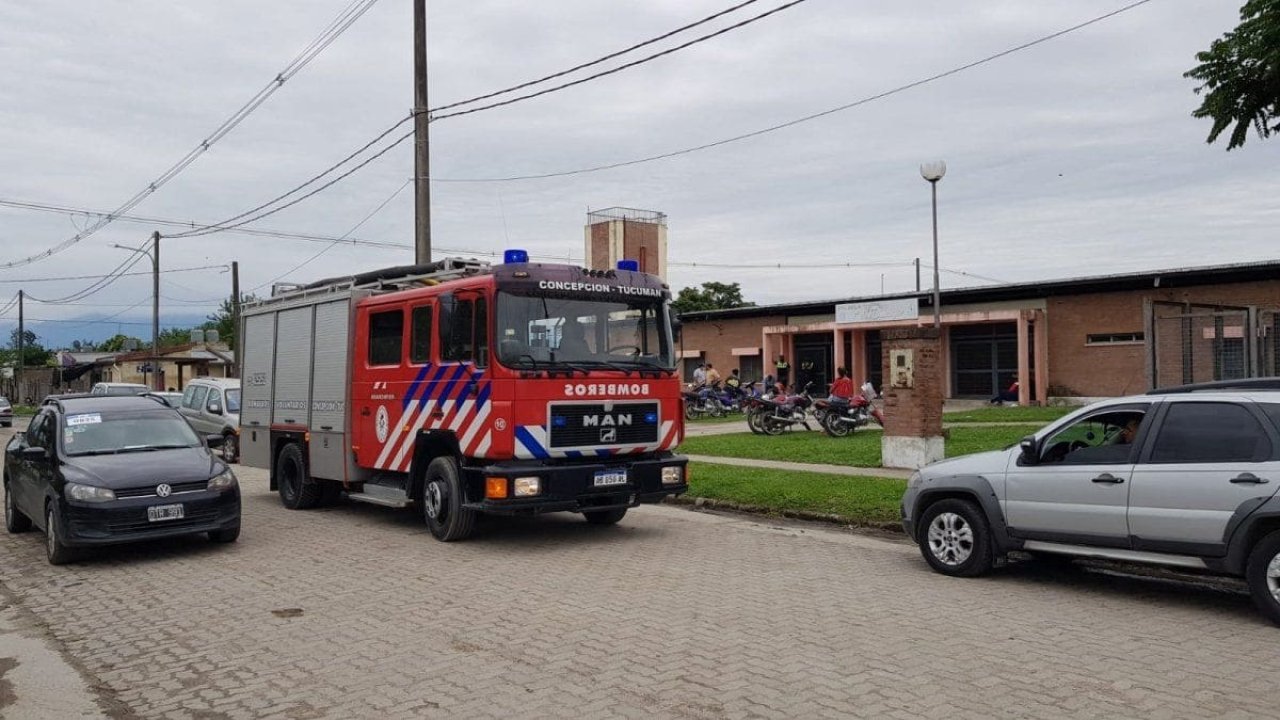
[422,457,476,542]
[276,443,321,510]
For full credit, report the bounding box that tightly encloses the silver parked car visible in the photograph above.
[902,379,1280,626]
[0,397,11,427]
[178,378,241,463]
[90,382,150,396]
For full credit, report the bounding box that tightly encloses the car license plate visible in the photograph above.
[147,504,185,522]
[593,469,628,487]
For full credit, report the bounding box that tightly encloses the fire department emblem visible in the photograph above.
[600,428,617,443]
[495,418,507,431]
[375,406,390,443]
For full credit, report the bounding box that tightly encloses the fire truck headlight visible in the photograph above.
[513,476,541,497]
[661,466,684,486]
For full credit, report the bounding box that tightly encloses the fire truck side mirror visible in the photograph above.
[669,308,682,342]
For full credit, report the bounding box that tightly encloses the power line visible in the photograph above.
[0,264,229,285]
[254,177,413,291]
[430,0,1158,182]
[0,197,411,249]
[430,0,765,113]
[430,0,809,121]
[23,250,150,305]
[0,0,383,270]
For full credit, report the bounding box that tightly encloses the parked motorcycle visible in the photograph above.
[819,382,883,437]
[683,385,725,420]
[757,382,816,435]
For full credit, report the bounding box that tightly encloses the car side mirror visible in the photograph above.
[205,434,224,448]
[1019,436,1039,465]
[21,446,49,461]
[208,402,222,415]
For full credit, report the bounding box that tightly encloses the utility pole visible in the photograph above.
[16,290,23,403]
[914,257,921,292]
[151,231,161,390]
[231,260,240,378]
[413,0,432,264]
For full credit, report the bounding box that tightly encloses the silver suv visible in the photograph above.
[178,378,241,463]
[902,379,1280,625]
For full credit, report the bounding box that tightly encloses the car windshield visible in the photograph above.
[61,410,202,456]
[225,389,241,413]
[495,291,675,370]
[105,385,148,396]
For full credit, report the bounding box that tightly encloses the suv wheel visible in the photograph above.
[221,432,239,464]
[918,498,994,577]
[1245,530,1280,626]
[5,480,31,533]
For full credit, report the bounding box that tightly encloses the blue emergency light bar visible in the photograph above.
[616,259,639,272]
[504,249,529,264]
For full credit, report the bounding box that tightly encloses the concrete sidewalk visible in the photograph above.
[684,453,914,480]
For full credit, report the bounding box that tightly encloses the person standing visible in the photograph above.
[774,354,790,389]
[692,363,707,387]
[705,363,722,387]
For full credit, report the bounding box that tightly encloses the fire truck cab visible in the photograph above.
[238,253,688,541]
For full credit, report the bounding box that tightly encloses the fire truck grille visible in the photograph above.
[548,402,660,449]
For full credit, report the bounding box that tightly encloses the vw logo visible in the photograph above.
[156,483,172,498]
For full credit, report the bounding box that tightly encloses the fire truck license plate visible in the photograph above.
[593,469,628,487]
[147,504,185,522]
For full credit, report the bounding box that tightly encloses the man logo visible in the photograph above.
[156,483,172,498]
[600,428,617,443]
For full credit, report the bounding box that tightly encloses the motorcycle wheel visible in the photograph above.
[684,402,698,421]
[709,398,726,418]
[761,415,786,436]
[746,409,764,435]
[822,412,852,438]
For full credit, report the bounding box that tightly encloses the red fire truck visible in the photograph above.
[238,252,688,540]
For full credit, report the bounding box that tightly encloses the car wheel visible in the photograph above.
[583,508,627,525]
[917,498,994,577]
[5,479,31,533]
[208,524,241,543]
[275,443,320,510]
[45,505,76,565]
[1245,529,1280,627]
[422,457,476,542]
[221,433,239,464]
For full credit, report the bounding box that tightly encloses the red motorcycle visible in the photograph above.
[819,382,883,437]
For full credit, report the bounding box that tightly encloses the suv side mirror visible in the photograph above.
[21,446,49,461]
[1019,435,1039,465]
[208,402,222,415]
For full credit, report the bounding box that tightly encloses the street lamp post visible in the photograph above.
[919,161,946,328]
[112,232,161,390]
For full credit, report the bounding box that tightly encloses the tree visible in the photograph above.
[670,282,754,315]
[7,328,52,367]
[98,334,142,353]
[158,327,194,348]
[201,293,254,349]
[1185,0,1280,150]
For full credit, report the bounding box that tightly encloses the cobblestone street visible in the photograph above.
[1,456,1278,719]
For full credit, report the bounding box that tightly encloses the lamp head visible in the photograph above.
[920,161,947,182]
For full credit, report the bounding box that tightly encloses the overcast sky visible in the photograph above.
[0,0,1270,347]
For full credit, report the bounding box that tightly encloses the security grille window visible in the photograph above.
[1086,332,1145,345]
[739,355,763,384]
[1149,402,1272,463]
[368,310,404,366]
[410,306,433,364]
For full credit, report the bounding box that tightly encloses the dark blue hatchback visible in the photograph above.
[4,395,240,564]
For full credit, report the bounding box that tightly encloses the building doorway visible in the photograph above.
[950,323,1017,398]
[794,333,833,393]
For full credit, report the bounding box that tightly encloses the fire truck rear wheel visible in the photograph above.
[276,443,321,510]
[583,508,627,525]
[422,457,476,542]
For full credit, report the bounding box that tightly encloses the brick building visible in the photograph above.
[676,260,1280,403]
[585,207,668,280]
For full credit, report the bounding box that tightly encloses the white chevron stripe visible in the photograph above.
[458,401,490,454]
[388,397,438,471]
[475,430,492,457]
[658,420,674,449]
[373,399,416,469]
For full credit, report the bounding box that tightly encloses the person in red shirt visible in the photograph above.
[829,367,854,401]
[991,377,1019,405]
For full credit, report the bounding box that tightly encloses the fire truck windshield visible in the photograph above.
[495,291,675,371]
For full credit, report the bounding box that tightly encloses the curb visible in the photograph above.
[663,494,903,533]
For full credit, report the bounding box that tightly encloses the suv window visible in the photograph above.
[207,389,223,412]
[182,385,197,409]
[1262,403,1280,433]
[1149,402,1272,463]
[25,413,49,449]
[1039,408,1147,465]
[369,310,404,366]
[190,385,210,410]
